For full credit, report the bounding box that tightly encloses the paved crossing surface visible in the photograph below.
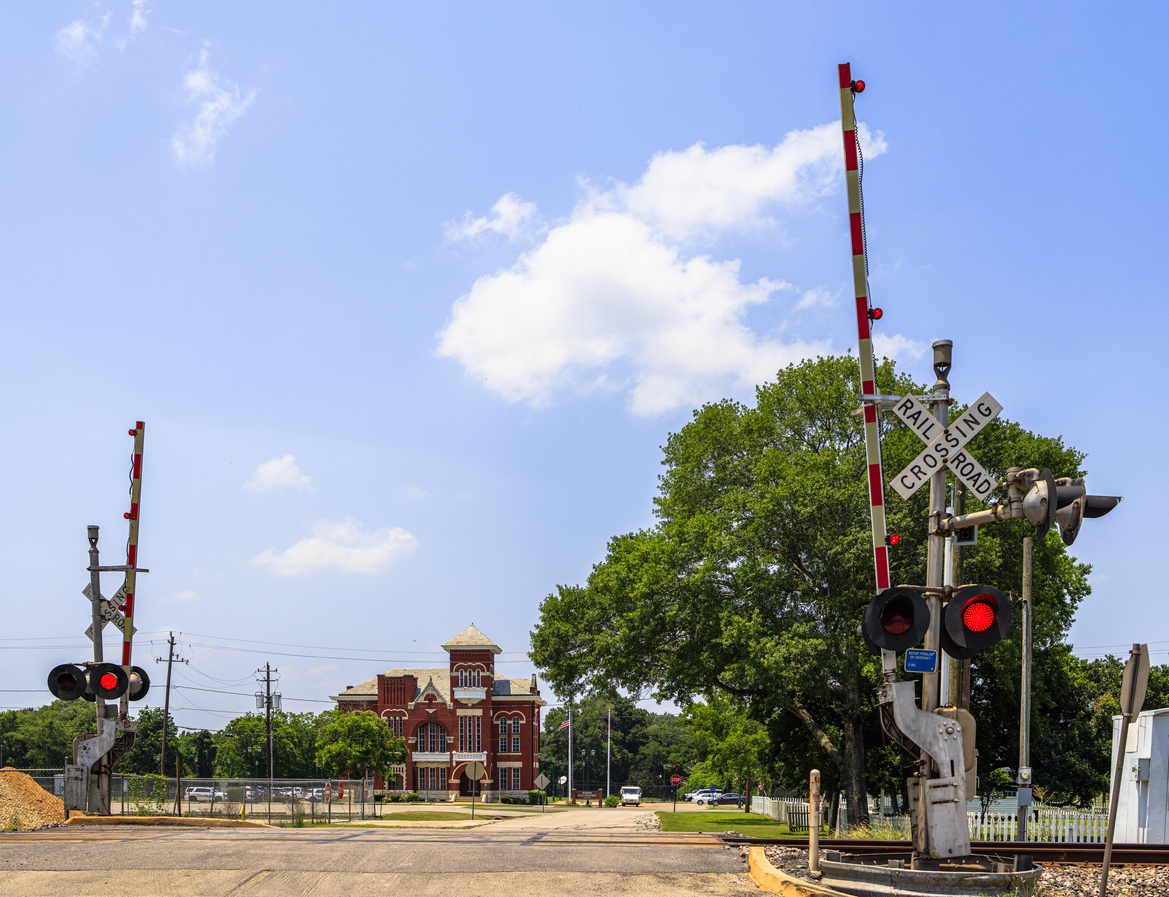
[0,806,759,896]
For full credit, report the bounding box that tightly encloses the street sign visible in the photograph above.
[670,774,682,786]
[558,775,567,785]
[534,774,550,790]
[904,648,937,674]
[890,392,1003,500]
[465,760,485,781]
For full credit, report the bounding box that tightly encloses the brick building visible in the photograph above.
[331,625,544,800]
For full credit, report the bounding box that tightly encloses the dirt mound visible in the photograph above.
[0,767,66,830]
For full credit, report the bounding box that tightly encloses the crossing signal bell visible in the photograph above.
[862,587,930,654]
[48,663,150,702]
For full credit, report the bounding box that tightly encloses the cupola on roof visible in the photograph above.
[442,624,502,654]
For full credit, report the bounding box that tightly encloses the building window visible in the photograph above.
[498,719,507,740]
[511,719,521,735]
[512,737,520,754]
[474,670,481,687]
[501,768,510,790]
[475,716,481,752]
[459,717,465,751]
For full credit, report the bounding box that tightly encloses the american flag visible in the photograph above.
[558,718,570,731]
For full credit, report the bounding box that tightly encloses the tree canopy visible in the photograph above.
[315,709,406,780]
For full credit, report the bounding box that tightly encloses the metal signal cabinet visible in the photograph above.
[1111,707,1169,843]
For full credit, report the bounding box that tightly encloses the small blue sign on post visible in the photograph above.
[904,648,937,674]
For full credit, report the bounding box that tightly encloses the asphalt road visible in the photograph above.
[0,805,759,896]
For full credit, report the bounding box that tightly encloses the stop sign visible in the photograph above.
[670,774,682,786]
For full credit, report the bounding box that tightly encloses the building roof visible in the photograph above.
[441,624,502,654]
[493,678,538,697]
[333,668,450,703]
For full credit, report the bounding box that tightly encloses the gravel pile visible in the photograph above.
[750,844,1168,896]
[0,767,67,831]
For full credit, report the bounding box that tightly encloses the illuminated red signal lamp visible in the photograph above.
[868,307,883,321]
[884,533,900,546]
[941,584,1013,658]
[852,79,866,93]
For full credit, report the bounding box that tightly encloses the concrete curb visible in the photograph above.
[65,814,271,828]
[748,846,851,897]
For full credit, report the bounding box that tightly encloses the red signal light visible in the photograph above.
[869,307,883,321]
[885,533,900,546]
[962,598,996,633]
[128,429,137,436]
[852,79,865,93]
[99,672,120,691]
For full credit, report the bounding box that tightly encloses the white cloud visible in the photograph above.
[115,0,149,49]
[129,1,148,37]
[56,15,108,64]
[872,332,928,362]
[251,519,418,576]
[436,122,886,416]
[244,455,313,492]
[170,589,198,603]
[796,285,840,311]
[404,486,428,500]
[171,48,256,165]
[619,124,884,242]
[445,193,539,242]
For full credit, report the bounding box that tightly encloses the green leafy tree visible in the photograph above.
[0,701,96,769]
[531,355,1098,820]
[315,709,406,780]
[685,695,769,798]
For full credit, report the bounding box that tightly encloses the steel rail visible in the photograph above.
[718,835,1169,866]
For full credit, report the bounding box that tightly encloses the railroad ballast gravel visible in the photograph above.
[751,843,1168,897]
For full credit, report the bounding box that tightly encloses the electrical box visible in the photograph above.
[1110,708,1169,843]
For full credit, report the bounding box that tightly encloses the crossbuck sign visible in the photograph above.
[82,582,137,641]
[890,392,1002,500]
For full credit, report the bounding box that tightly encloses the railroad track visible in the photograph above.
[718,836,1169,866]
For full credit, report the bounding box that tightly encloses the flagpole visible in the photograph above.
[567,701,574,802]
[606,708,611,799]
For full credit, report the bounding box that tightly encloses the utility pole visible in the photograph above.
[265,663,273,778]
[157,633,185,777]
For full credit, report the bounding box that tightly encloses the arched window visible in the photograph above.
[415,721,448,752]
[474,670,481,687]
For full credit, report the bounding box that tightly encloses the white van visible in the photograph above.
[619,786,641,806]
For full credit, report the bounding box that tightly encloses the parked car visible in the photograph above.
[706,792,744,807]
[183,787,226,802]
[690,789,723,805]
[619,786,641,807]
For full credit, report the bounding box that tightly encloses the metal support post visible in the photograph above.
[923,340,951,715]
[1017,537,1034,840]
[84,526,111,816]
[809,769,821,874]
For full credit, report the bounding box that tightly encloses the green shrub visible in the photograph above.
[405,793,420,803]
[604,795,619,808]
[388,792,403,803]
[527,790,542,805]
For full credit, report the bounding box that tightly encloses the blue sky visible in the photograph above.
[3,3,1163,732]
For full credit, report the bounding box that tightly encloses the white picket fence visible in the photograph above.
[968,809,1108,843]
[752,796,1108,843]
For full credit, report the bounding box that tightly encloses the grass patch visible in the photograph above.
[657,810,826,838]
[374,811,475,821]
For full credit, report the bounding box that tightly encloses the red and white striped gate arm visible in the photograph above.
[121,421,145,673]
[838,63,890,593]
